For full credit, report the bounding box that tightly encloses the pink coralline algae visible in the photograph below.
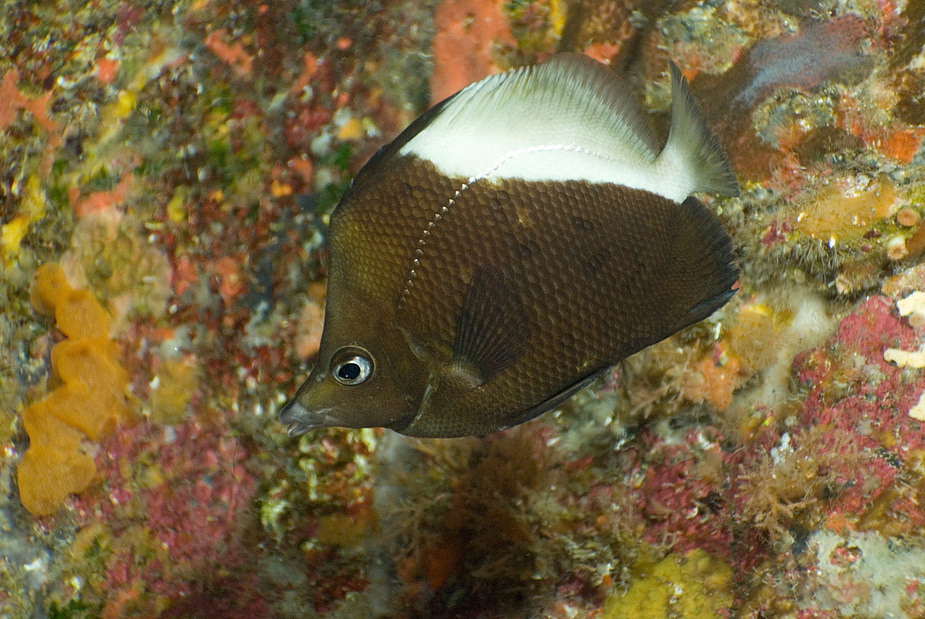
[794,297,925,530]
[80,420,261,615]
[630,428,735,560]
[798,296,924,437]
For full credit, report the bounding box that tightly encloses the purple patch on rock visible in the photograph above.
[736,16,872,106]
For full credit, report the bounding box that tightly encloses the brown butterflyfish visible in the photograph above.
[280,53,740,438]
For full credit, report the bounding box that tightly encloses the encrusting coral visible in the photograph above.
[430,0,517,103]
[16,263,134,516]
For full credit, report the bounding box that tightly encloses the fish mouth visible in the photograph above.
[278,398,305,425]
[287,422,318,437]
[279,399,331,437]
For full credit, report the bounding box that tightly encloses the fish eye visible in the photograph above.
[330,348,374,386]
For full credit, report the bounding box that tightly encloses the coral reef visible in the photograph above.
[3,0,925,616]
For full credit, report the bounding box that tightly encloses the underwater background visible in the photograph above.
[2,0,925,617]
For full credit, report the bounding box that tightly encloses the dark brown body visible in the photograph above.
[328,155,736,437]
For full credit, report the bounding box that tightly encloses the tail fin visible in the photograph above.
[661,62,740,197]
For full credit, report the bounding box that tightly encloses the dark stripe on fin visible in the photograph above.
[499,371,605,431]
[670,195,739,332]
[452,265,531,387]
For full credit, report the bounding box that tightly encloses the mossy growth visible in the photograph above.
[616,318,728,423]
[377,425,641,615]
[734,425,869,540]
[601,548,734,618]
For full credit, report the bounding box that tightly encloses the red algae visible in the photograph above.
[632,428,735,560]
[69,173,134,218]
[204,28,255,77]
[0,70,57,134]
[85,421,260,616]
[0,69,61,173]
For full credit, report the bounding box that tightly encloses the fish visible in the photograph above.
[279,53,740,438]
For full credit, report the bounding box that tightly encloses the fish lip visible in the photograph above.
[287,422,317,437]
[279,399,333,437]
[278,399,308,425]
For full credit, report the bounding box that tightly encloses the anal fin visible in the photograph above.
[500,370,604,430]
[452,265,531,387]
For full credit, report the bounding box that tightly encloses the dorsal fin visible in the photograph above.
[450,265,531,387]
[354,54,738,206]
[655,62,741,198]
[397,54,665,188]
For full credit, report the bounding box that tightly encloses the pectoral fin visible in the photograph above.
[451,265,531,387]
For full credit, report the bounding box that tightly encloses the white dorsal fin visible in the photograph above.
[399,54,663,190]
[398,54,738,203]
[654,62,741,198]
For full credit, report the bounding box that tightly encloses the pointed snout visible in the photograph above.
[279,399,317,437]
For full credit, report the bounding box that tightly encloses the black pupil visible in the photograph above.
[338,361,361,381]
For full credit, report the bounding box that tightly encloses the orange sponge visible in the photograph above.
[31,263,110,339]
[52,339,131,435]
[17,263,133,516]
[18,404,96,516]
[41,381,118,441]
